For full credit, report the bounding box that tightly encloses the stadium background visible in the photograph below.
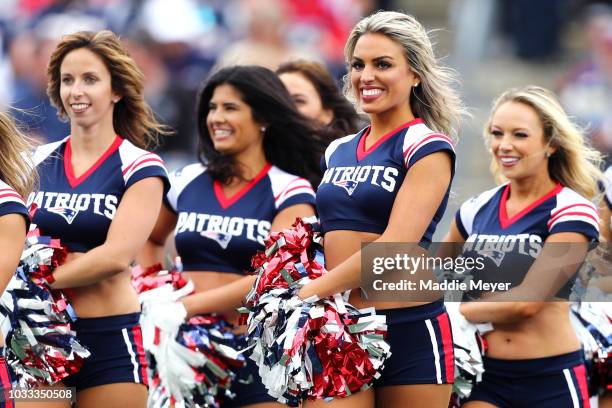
[1,0,610,239]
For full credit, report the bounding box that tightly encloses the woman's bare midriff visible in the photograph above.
[483,302,580,359]
[324,230,435,310]
[64,253,140,318]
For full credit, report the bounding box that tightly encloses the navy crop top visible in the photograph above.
[0,180,30,231]
[164,163,316,274]
[316,118,455,247]
[456,183,599,298]
[28,136,169,252]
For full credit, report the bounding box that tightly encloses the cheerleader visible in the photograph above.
[139,65,322,407]
[597,165,612,407]
[296,11,464,408]
[26,30,170,407]
[0,112,35,407]
[444,86,603,407]
[587,165,612,297]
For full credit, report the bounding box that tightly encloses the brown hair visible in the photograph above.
[0,111,37,198]
[46,30,170,148]
[277,60,362,138]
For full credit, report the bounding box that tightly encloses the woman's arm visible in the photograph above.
[0,214,26,292]
[460,232,589,323]
[438,218,466,258]
[137,204,178,267]
[298,151,453,299]
[182,275,257,317]
[50,177,164,289]
[181,203,316,317]
[269,204,315,232]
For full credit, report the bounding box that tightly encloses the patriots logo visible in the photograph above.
[478,249,505,267]
[201,231,232,249]
[333,179,359,195]
[47,207,79,224]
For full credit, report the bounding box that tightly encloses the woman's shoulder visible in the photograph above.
[166,162,208,197]
[460,184,506,213]
[32,136,68,166]
[116,138,163,161]
[402,119,453,152]
[547,185,599,237]
[0,178,28,212]
[169,162,207,182]
[267,165,312,187]
[0,178,18,194]
[267,165,315,209]
[555,185,598,208]
[323,130,364,163]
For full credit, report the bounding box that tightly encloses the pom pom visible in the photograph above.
[131,263,189,295]
[445,303,488,402]
[241,219,390,406]
[133,264,246,407]
[570,302,611,395]
[0,231,90,387]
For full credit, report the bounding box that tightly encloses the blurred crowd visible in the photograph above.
[1,0,612,167]
[558,1,612,166]
[0,0,384,161]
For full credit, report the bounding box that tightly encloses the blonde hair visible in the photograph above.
[0,111,37,198]
[485,86,604,200]
[46,30,171,149]
[343,10,465,140]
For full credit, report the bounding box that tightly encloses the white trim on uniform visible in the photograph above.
[166,163,206,211]
[0,180,25,206]
[324,133,359,168]
[458,185,505,236]
[32,137,67,167]
[118,140,165,186]
[424,319,442,384]
[548,187,599,232]
[563,368,580,408]
[122,328,140,383]
[268,166,314,209]
[402,123,453,167]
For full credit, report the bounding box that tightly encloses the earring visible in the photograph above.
[545,152,551,158]
[414,82,419,88]
[260,126,267,133]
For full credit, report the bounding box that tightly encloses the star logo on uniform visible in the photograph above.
[47,207,79,224]
[333,179,359,196]
[201,231,232,249]
[478,249,505,267]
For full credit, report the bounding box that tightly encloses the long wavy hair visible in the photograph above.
[46,30,170,148]
[0,111,37,198]
[276,59,362,140]
[485,86,604,199]
[196,65,325,186]
[344,11,466,141]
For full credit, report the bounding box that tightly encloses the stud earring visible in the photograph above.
[545,152,551,158]
[261,126,267,133]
